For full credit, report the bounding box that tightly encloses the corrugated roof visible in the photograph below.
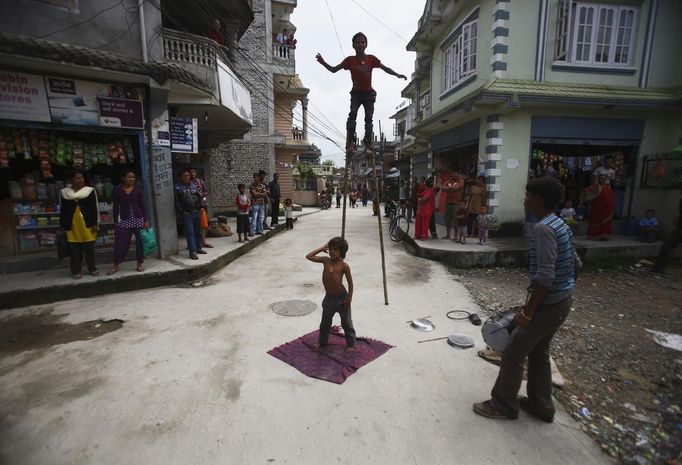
[0,33,209,90]
[484,78,682,104]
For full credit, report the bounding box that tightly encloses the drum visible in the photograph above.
[482,308,517,353]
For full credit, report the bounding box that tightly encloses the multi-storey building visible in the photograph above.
[208,0,314,211]
[0,0,254,266]
[400,0,681,234]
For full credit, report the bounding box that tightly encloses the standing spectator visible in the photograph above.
[442,173,464,240]
[593,156,617,187]
[455,201,468,244]
[259,170,271,230]
[467,176,487,236]
[268,173,281,226]
[336,188,342,208]
[477,207,492,245]
[284,198,294,230]
[414,178,435,241]
[361,185,369,207]
[276,28,289,45]
[582,174,615,241]
[429,181,440,239]
[175,169,205,259]
[190,167,212,248]
[249,172,267,236]
[208,18,224,46]
[108,170,149,275]
[560,200,576,222]
[235,183,250,243]
[473,177,581,422]
[399,179,408,214]
[653,187,682,273]
[59,170,100,279]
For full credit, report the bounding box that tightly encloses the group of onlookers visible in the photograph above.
[411,172,491,245]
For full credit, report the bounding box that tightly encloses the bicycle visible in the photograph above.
[387,200,410,242]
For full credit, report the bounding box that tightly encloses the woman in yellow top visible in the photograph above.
[59,170,99,279]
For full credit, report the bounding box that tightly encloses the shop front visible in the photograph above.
[0,70,149,260]
[529,116,644,229]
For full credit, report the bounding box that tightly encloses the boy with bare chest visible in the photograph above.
[306,237,355,350]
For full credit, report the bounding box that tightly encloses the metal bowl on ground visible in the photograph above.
[410,318,435,332]
[447,334,475,349]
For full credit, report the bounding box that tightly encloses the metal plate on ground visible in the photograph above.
[270,300,317,316]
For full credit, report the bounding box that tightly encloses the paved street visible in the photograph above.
[0,207,609,465]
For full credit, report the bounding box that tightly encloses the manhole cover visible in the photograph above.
[270,300,317,316]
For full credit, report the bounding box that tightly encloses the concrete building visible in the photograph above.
[208,0,314,213]
[0,0,253,268]
[399,0,681,235]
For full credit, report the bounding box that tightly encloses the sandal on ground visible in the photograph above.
[473,400,517,420]
[107,266,119,275]
[72,273,82,280]
[202,243,214,248]
[518,397,554,423]
[136,263,145,272]
[90,270,100,276]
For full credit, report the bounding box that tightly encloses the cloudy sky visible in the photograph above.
[290,0,426,166]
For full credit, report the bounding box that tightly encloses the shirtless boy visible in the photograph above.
[306,237,355,350]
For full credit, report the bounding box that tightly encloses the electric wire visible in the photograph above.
[39,0,128,39]
[324,0,346,59]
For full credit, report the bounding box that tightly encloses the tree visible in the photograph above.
[295,162,316,190]
[322,159,334,167]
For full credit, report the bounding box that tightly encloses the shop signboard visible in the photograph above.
[47,77,143,128]
[97,97,143,129]
[151,110,171,147]
[217,59,253,125]
[170,117,198,153]
[0,70,51,122]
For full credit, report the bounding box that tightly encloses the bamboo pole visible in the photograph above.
[341,148,350,238]
[369,148,389,305]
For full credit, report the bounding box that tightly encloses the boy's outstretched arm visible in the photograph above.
[378,63,407,80]
[306,243,328,263]
[316,53,343,73]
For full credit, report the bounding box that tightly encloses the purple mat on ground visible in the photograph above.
[267,326,394,384]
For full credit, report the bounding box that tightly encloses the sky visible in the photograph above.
[290,0,426,167]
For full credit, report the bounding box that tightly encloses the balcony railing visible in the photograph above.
[273,43,296,62]
[163,28,230,68]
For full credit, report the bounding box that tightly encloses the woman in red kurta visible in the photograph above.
[414,178,435,240]
[583,174,615,241]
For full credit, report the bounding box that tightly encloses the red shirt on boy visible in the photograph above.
[341,55,381,92]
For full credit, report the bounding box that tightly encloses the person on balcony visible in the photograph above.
[208,18,224,46]
[276,29,289,45]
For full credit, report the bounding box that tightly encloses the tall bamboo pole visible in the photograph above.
[369,146,389,305]
[341,149,350,238]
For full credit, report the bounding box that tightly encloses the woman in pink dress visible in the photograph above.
[414,178,435,240]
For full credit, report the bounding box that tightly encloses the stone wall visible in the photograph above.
[209,140,274,212]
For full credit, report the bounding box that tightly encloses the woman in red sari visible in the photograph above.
[583,174,615,241]
[414,178,435,240]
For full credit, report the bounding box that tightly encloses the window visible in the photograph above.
[442,20,478,94]
[554,2,637,66]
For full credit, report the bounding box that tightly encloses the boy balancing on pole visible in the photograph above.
[316,32,407,152]
[306,237,355,351]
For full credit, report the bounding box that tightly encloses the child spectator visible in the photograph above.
[456,201,468,244]
[560,200,576,222]
[284,198,294,230]
[316,32,406,151]
[235,184,250,243]
[306,237,355,351]
[477,206,492,245]
[638,209,658,243]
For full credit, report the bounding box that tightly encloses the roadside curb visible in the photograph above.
[1,213,316,310]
